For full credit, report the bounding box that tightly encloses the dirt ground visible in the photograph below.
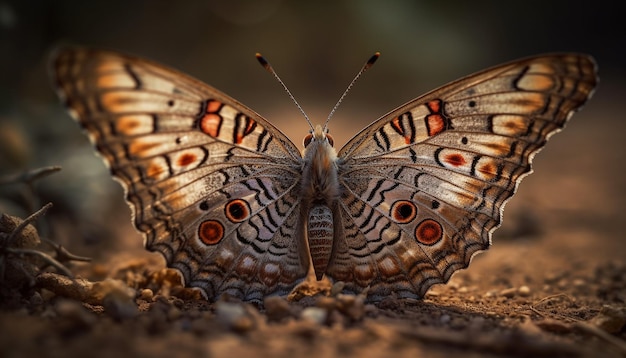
[1,84,625,358]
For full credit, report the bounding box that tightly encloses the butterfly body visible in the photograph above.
[52,49,597,303]
[300,124,340,280]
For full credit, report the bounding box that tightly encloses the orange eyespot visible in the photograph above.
[198,220,224,245]
[303,133,313,147]
[224,199,251,223]
[390,200,417,223]
[415,219,443,246]
[326,133,334,147]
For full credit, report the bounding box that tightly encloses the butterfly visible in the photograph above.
[51,48,597,303]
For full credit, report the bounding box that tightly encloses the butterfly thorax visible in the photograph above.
[301,125,341,280]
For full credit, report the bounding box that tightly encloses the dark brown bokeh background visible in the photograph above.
[1,2,625,357]
[0,0,624,278]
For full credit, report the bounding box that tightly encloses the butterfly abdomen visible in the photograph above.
[307,204,334,280]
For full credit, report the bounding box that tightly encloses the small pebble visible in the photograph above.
[518,285,531,296]
[315,296,337,310]
[167,306,182,321]
[215,301,257,332]
[216,301,245,325]
[590,305,626,333]
[29,291,43,305]
[500,287,517,298]
[264,296,292,322]
[544,272,564,284]
[519,317,543,335]
[55,299,97,326]
[330,281,346,296]
[102,293,138,321]
[301,307,327,325]
[139,288,154,301]
[232,315,254,332]
[39,288,56,301]
[190,317,210,335]
[97,279,138,320]
[336,294,365,321]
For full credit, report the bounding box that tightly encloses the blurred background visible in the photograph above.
[0,1,623,261]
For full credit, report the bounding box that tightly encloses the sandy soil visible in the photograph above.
[1,92,625,358]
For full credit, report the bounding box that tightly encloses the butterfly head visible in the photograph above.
[303,124,334,148]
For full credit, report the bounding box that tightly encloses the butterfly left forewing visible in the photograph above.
[52,48,309,302]
[330,54,597,301]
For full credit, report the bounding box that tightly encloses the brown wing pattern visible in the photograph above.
[52,48,308,302]
[330,54,597,301]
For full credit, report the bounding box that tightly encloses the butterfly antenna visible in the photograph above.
[256,53,314,131]
[323,52,380,130]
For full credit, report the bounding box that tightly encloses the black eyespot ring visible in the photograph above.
[390,200,417,223]
[225,199,251,223]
